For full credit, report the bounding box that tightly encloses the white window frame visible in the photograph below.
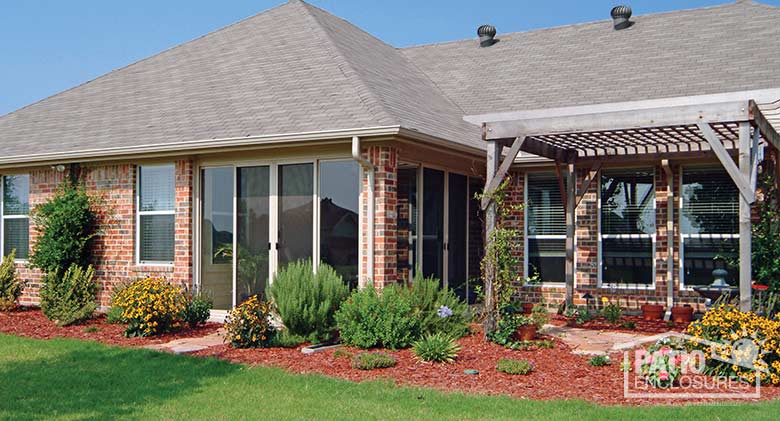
[678,165,739,290]
[523,172,566,287]
[0,174,31,263]
[598,168,656,289]
[136,164,176,266]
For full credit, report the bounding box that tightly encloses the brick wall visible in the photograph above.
[360,145,398,288]
[17,160,193,308]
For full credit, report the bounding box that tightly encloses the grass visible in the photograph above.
[1,334,779,420]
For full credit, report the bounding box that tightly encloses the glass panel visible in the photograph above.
[139,165,175,211]
[397,167,419,282]
[3,175,30,215]
[3,218,29,259]
[278,163,313,269]
[200,167,234,310]
[448,173,468,299]
[237,166,271,303]
[681,168,739,234]
[527,173,564,236]
[422,168,444,282]
[319,161,359,289]
[139,214,175,262]
[683,237,738,287]
[528,238,565,283]
[602,237,653,285]
[601,169,655,235]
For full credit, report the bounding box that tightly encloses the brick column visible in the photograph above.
[173,159,194,289]
[360,145,398,288]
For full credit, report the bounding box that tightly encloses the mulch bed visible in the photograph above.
[549,314,689,334]
[191,325,780,406]
[0,306,221,347]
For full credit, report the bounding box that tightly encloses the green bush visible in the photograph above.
[224,295,276,348]
[270,260,350,343]
[601,302,622,323]
[588,355,611,367]
[335,285,420,350]
[183,290,213,329]
[496,358,534,375]
[333,349,352,359]
[412,333,461,363]
[40,264,98,326]
[0,250,23,311]
[270,331,307,348]
[106,306,125,324]
[407,272,471,338]
[351,352,397,370]
[29,181,98,275]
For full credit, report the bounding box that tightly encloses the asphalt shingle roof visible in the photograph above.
[1,0,779,163]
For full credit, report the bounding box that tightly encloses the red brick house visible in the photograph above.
[1,1,779,317]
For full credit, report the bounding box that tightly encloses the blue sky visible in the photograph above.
[2,0,778,115]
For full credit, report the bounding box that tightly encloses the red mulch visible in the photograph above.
[549,314,689,334]
[190,325,780,406]
[0,306,221,347]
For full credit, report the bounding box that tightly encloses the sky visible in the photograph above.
[2,0,779,116]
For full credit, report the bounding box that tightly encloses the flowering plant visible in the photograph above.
[637,339,685,388]
[437,305,453,318]
[110,277,186,337]
[224,295,276,348]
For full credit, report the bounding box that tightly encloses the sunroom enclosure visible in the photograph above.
[470,96,780,312]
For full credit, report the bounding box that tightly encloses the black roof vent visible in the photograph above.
[477,24,497,47]
[610,5,633,30]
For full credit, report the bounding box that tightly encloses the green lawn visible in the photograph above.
[0,334,778,420]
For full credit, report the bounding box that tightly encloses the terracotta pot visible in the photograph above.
[521,303,535,314]
[641,304,664,321]
[517,324,536,341]
[670,306,694,324]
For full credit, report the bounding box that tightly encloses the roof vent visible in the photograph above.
[610,5,633,30]
[477,24,497,47]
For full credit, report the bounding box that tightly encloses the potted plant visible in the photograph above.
[640,303,664,321]
[515,315,537,341]
[670,305,694,324]
[521,302,534,314]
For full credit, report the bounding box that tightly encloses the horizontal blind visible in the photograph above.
[140,165,175,212]
[3,218,29,259]
[601,169,654,235]
[526,173,565,236]
[139,214,175,262]
[681,168,738,234]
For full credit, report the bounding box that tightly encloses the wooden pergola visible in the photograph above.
[470,97,780,312]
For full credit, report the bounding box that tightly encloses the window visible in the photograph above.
[319,160,360,287]
[1,175,30,259]
[600,169,655,286]
[137,165,175,264]
[680,167,739,287]
[525,173,565,283]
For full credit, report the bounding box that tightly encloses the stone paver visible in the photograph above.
[143,329,226,354]
[541,325,652,356]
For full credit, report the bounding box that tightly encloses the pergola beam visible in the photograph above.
[484,101,753,140]
[697,123,756,204]
[575,161,602,208]
[519,136,574,163]
[751,101,780,152]
[480,136,526,210]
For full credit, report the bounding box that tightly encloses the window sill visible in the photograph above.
[599,284,656,290]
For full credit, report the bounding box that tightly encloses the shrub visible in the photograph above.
[687,305,780,384]
[530,302,550,329]
[588,355,611,367]
[270,331,307,348]
[496,358,534,375]
[351,352,396,370]
[636,338,685,388]
[333,349,352,359]
[412,333,461,363]
[29,181,98,275]
[335,285,420,350]
[0,250,23,311]
[183,290,213,329]
[39,264,97,326]
[602,302,622,324]
[270,260,350,343]
[111,277,186,337]
[620,320,637,330]
[106,306,125,324]
[406,272,471,338]
[224,295,276,348]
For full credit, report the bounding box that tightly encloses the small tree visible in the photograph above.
[0,250,24,310]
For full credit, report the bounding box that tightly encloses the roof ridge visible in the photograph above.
[400,0,776,51]
[0,2,296,120]
[294,0,398,126]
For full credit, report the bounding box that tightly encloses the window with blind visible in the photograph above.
[137,165,175,264]
[526,173,565,283]
[600,169,655,285]
[681,167,739,286]
[1,175,30,259]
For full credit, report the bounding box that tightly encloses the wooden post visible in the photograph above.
[484,140,503,334]
[738,122,752,312]
[564,163,576,309]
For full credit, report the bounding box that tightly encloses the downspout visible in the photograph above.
[661,160,674,320]
[352,136,375,287]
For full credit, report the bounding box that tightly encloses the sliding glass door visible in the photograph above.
[236,166,271,304]
[200,167,234,310]
[278,163,314,268]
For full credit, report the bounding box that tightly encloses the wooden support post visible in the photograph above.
[738,122,752,312]
[483,140,503,334]
[564,163,576,309]
[480,136,526,210]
